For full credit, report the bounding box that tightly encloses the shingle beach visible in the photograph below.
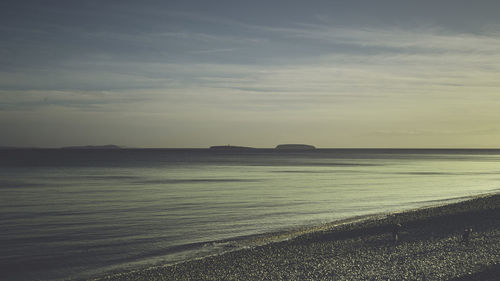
[95,193,500,281]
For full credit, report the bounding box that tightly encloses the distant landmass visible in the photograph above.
[209,145,256,151]
[209,144,316,151]
[61,145,122,150]
[0,146,43,149]
[275,144,316,150]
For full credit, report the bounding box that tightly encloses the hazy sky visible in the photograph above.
[2,1,500,148]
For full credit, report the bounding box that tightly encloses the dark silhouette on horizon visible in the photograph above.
[275,144,316,150]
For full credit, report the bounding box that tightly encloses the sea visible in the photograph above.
[1,148,500,281]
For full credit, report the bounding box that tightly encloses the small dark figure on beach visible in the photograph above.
[462,228,472,245]
[392,223,402,244]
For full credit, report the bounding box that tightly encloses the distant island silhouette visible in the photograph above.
[209,145,257,151]
[61,145,122,150]
[209,144,316,151]
[275,144,316,150]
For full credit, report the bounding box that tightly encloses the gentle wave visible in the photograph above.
[2,149,500,281]
[134,178,261,184]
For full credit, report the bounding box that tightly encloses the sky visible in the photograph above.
[1,0,500,148]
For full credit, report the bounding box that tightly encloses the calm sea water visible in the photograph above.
[1,149,500,281]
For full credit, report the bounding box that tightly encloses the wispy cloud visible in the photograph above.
[0,90,148,111]
[3,4,500,147]
[255,23,500,53]
[189,48,236,54]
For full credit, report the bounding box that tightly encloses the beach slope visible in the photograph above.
[95,194,500,280]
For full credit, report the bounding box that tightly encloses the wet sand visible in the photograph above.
[95,193,500,280]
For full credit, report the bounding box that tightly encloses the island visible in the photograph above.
[209,145,256,151]
[60,145,122,150]
[275,144,316,150]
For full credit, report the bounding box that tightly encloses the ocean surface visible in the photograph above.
[1,149,500,281]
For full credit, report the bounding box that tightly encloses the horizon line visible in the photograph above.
[2,146,500,150]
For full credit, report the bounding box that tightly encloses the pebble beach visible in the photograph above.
[95,193,500,281]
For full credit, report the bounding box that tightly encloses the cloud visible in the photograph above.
[189,48,236,54]
[3,11,500,147]
[263,24,500,53]
[372,127,500,137]
[0,90,148,111]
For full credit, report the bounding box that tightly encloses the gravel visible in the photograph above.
[94,194,500,281]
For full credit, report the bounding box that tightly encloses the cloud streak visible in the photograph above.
[2,1,500,147]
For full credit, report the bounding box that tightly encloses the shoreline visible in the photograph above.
[94,192,500,280]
